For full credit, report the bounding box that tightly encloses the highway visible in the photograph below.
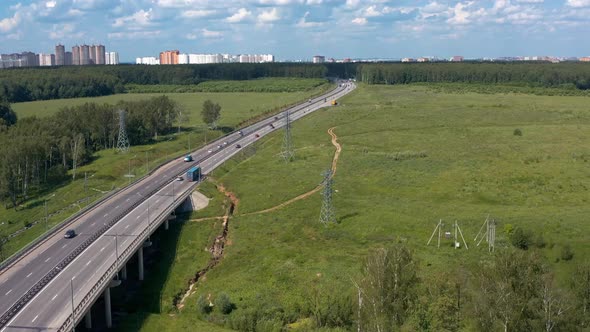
[0,81,355,331]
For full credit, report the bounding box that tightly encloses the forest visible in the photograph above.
[2,62,589,103]
[0,96,179,210]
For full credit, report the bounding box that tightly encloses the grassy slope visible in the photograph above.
[157,84,590,329]
[0,83,332,258]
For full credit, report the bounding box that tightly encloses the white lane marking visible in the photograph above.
[136,215,140,219]
[91,222,95,226]
[32,315,38,323]
[26,272,32,278]
[86,260,92,266]
[115,205,119,209]
[126,198,130,202]
[125,225,130,229]
[44,257,51,263]
[104,213,109,217]
[51,294,58,301]
[155,199,159,203]
[61,244,67,249]
[5,289,12,296]
[100,246,105,252]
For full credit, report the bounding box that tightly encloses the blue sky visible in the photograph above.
[1,0,590,62]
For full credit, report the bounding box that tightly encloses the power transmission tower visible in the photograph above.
[280,110,294,162]
[116,109,130,153]
[319,169,335,225]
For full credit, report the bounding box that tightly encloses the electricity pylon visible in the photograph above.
[116,109,130,153]
[319,169,335,225]
[280,110,294,162]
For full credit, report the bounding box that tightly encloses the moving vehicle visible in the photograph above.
[238,130,244,136]
[236,144,241,148]
[274,116,279,120]
[207,149,212,153]
[255,134,260,138]
[186,166,201,182]
[176,176,183,181]
[269,124,275,129]
[331,100,338,106]
[183,155,193,162]
[64,229,76,239]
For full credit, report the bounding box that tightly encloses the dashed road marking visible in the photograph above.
[32,315,38,323]
[100,246,105,252]
[104,213,109,218]
[61,244,67,249]
[125,225,130,229]
[86,260,92,266]
[115,205,119,209]
[5,289,12,296]
[26,272,32,278]
[91,222,95,226]
[44,257,51,263]
[51,294,58,301]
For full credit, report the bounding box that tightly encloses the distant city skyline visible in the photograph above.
[1,1,590,62]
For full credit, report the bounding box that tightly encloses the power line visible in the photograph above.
[116,109,130,153]
[319,169,335,225]
[280,110,294,162]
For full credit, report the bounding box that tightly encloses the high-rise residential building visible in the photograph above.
[38,53,55,66]
[312,55,325,63]
[136,57,160,65]
[80,45,90,65]
[72,45,80,65]
[96,45,105,65]
[580,57,590,62]
[55,44,65,66]
[178,53,189,64]
[105,52,119,65]
[451,56,464,62]
[89,45,97,64]
[65,51,73,65]
[159,50,179,64]
[0,52,39,68]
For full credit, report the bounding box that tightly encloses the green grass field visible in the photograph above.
[0,83,332,259]
[123,84,590,330]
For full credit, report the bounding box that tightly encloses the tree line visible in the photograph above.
[355,62,590,89]
[0,64,332,103]
[0,96,179,209]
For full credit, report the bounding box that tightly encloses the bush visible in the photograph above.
[214,292,234,315]
[513,128,523,136]
[534,233,546,248]
[509,227,532,250]
[197,295,212,314]
[561,245,574,261]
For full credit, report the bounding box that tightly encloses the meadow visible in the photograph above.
[119,84,590,331]
[0,82,332,259]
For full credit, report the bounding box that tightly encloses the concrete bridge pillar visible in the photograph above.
[121,263,127,280]
[138,246,144,281]
[104,279,121,328]
[84,310,92,329]
[164,219,169,230]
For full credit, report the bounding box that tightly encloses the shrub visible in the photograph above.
[197,294,212,314]
[509,227,532,250]
[513,128,523,136]
[561,245,574,261]
[214,292,234,315]
[534,233,546,248]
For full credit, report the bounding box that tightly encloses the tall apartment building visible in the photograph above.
[80,45,90,65]
[312,55,325,63]
[72,45,80,65]
[89,45,106,65]
[159,50,179,65]
[65,51,73,65]
[0,52,38,68]
[451,55,464,62]
[38,53,55,66]
[55,44,65,66]
[105,52,119,65]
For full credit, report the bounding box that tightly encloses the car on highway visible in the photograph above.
[217,145,222,149]
[238,130,244,136]
[64,229,76,239]
[255,134,260,138]
[223,141,228,146]
[183,155,193,162]
[207,149,212,153]
[269,124,274,129]
[236,144,241,148]
[176,176,183,181]
[274,116,279,120]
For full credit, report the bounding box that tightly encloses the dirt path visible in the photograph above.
[176,183,239,310]
[240,126,341,216]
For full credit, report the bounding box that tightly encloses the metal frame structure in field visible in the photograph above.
[280,110,294,162]
[474,216,496,252]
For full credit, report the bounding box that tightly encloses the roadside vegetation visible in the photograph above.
[0,81,332,260]
[121,84,590,331]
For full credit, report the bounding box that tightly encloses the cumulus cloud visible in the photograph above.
[351,17,367,25]
[257,8,280,23]
[226,8,251,23]
[296,11,323,27]
[566,0,590,7]
[181,10,216,18]
[201,28,223,38]
[0,12,21,32]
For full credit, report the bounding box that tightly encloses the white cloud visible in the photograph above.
[566,0,590,7]
[201,28,223,38]
[108,30,161,39]
[257,8,280,23]
[46,1,56,8]
[48,23,84,39]
[226,8,251,23]
[181,10,216,18]
[113,9,154,29]
[296,11,323,27]
[351,17,367,25]
[0,12,21,33]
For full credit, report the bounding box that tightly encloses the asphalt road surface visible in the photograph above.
[0,82,355,331]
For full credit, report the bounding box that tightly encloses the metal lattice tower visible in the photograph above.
[319,169,335,225]
[280,110,295,162]
[116,109,130,153]
[474,216,496,252]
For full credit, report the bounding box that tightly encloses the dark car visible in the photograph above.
[64,229,76,239]
[255,134,260,138]
[274,116,279,120]
[236,144,241,148]
[269,124,275,129]
[238,130,244,135]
